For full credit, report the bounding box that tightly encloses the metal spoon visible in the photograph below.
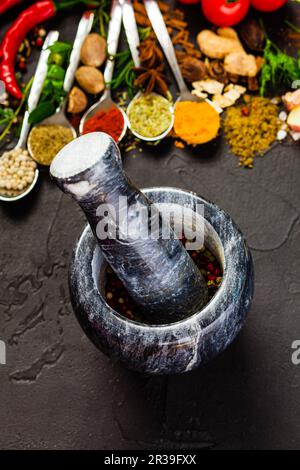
[143,0,221,112]
[0,30,59,202]
[79,0,127,141]
[143,0,198,104]
[28,11,95,162]
[124,0,174,142]
[120,0,140,67]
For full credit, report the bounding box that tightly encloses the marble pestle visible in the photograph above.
[50,132,208,323]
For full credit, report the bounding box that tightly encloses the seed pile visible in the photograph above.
[105,241,223,324]
[223,96,281,168]
[0,148,37,197]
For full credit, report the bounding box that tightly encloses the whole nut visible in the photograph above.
[80,33,107,67]
[68,86,88,114]
[75,66,105,94]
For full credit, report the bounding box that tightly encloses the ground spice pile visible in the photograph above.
[128,93,173,138]
[83,107,124,142]
[28,124,74,166]
[105,241,223,324]
[174,101,220,146]
[223,96,281,168]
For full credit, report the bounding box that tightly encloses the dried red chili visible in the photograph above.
[0,0,97,99]
[0,1,56,99]
[83,107,124,142]
[0,0,23,16]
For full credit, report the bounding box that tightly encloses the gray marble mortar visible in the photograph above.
[69,187,254,375]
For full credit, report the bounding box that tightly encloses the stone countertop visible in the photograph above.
[0,1,299,450]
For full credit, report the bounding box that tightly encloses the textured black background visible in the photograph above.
[0,0,299,450]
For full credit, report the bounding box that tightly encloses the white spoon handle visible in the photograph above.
[143,0,188,93]
[121,0,140,67]
[63,11,94,93]
[17,30,59,149]
[104,0,123,86]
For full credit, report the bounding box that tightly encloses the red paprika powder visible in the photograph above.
[83,107,124,142]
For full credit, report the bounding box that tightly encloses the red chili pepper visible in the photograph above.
[0,0,96,99]
[0,0,23,16]
[0,1,56,99]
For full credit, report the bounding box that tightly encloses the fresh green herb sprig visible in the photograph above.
[28,41,72,125]
[93,0,110,37]
[260,37,300,96]
[110,50,136,98]
[0,107,15,126]
[0,78,33,144]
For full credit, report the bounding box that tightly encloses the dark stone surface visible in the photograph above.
[0,1,299,450]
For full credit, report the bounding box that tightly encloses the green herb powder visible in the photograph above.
[128,94,173,138]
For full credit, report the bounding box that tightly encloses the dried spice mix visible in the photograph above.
[83,107,125,142]
[28,124,74,166]
[128,93,173,138]
[223,96,281,168]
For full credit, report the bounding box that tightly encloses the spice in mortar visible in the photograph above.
[174,101,220,145]
[105,240,223,324]
[0,148,37,197]
[223,96,281,168]
[83,107,124,142]
[128,93,173,138]
[28,124,74,166]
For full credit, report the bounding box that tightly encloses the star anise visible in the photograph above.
[134,65,169,96]
[132,0,202,96]
[138,39,164,68]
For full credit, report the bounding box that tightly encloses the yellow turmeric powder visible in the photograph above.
[174,101,220,145]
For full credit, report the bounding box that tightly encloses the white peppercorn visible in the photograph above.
[0,148,37,197]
